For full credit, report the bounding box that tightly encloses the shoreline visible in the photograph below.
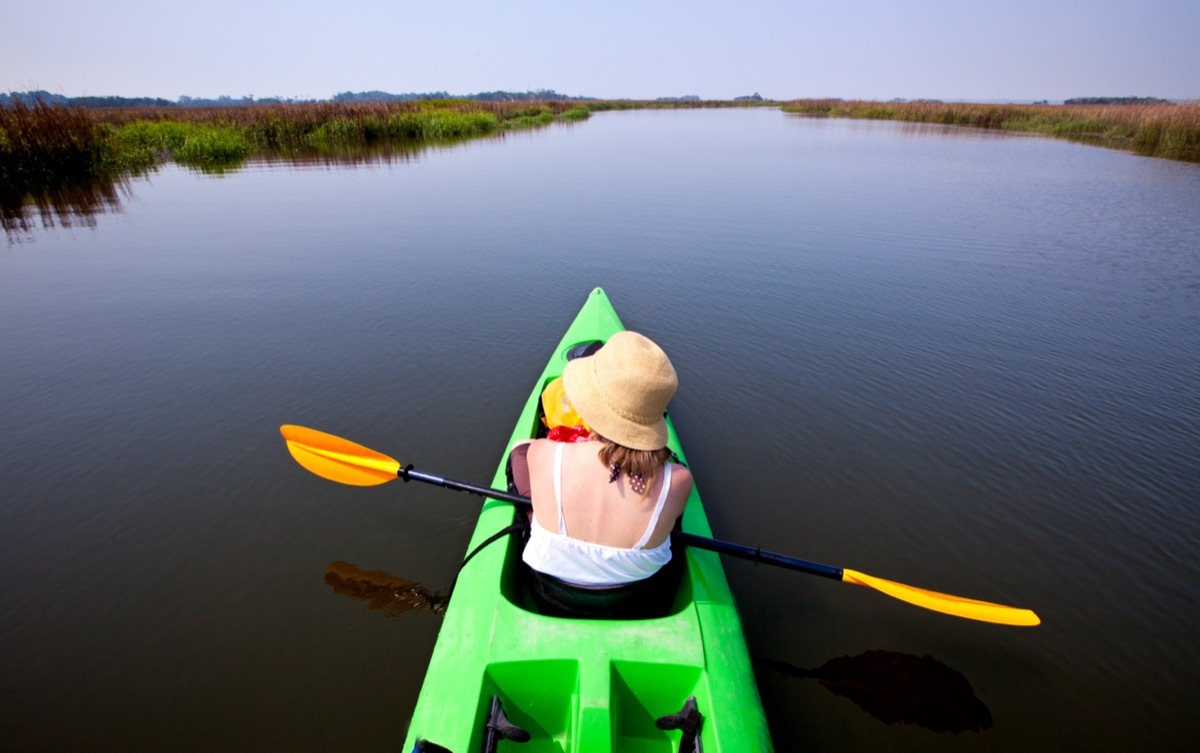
[780,99,1200,163]
[5,97,1198,225]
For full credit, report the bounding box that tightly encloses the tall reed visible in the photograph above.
[1,99,109,190]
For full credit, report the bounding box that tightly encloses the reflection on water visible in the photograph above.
[1,132,524,242]
[759,651,992,734]
[260,140,451,169]
[324,561,449,617]
[1,175,132,238]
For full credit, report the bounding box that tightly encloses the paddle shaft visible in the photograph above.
[403,467,531,506]
[673,531,843,580]
[399,466,844,580]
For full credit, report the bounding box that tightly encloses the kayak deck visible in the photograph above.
[402,288,772,752]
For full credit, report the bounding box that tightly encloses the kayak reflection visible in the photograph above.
[324,561,449,617]
[759,650,992,733]
[324,563,991,734]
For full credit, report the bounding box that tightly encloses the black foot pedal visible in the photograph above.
[482,696,530,752]
[656,695,703,753]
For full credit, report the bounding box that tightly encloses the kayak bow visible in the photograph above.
[401,288,773,752]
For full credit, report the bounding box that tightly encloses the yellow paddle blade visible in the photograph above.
[280,425,401,487]
[842,568,1041,626]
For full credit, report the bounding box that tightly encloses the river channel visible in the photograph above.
[2,108,1198,752]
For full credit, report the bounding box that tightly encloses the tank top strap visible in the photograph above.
[553,442,568,535]
[632,463,673,550]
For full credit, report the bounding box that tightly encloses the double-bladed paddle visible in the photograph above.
[280,424,1040,627]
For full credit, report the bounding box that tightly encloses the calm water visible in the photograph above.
[2,109,1198,752]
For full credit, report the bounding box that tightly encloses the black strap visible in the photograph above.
[445,445,533,602]
[460,522,527,572]
[444,520,528,601]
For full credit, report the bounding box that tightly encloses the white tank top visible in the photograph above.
[522,443,674,586]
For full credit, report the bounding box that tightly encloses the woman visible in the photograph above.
[518,331,693,617]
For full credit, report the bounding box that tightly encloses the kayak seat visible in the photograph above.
[523,553,684,620]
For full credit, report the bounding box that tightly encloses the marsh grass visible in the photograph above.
[109,121,254,171]
[1,99,108,191]
[499,105,556,129]
[2,97,603,229]
[782,99,1200,161]
[3,98,590,186]
[559,106,592,121]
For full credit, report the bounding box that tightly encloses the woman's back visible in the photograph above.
[519,330,691,595]
[526,438,692,551]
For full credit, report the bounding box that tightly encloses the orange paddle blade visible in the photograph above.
[842,568,1041,626]
[280,425,401,487]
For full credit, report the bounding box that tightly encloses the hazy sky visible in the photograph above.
[4,0,1197,102]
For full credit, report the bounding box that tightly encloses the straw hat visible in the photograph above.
[562,331,677,450]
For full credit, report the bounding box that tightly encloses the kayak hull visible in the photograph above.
[402,288,773,752]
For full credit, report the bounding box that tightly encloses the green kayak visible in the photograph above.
[403,287,773,753]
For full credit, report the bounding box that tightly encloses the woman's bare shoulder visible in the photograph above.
[668,463,694,507]
[670,462,693,486]
[525,438,557,465]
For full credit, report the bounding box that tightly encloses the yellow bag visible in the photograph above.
[541,376,586,429]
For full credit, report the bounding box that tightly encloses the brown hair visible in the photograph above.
[593,433,673,498]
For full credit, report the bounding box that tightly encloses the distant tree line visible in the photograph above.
[465,90,594,102]
[1064,96,1172,105]
[69,96,178,108]
[658,93,767,102]
[2,91,71,107]
[4,90,1181,111]
[0,91,317,108]
[333,89,594,102]
[1,89,596,109]
[177,95,317,107]
[331,90,450,103]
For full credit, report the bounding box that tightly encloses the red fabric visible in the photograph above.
[547,425,591,443]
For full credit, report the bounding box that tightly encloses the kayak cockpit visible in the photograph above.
[470,364,697,622]
[490,449,696,621]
